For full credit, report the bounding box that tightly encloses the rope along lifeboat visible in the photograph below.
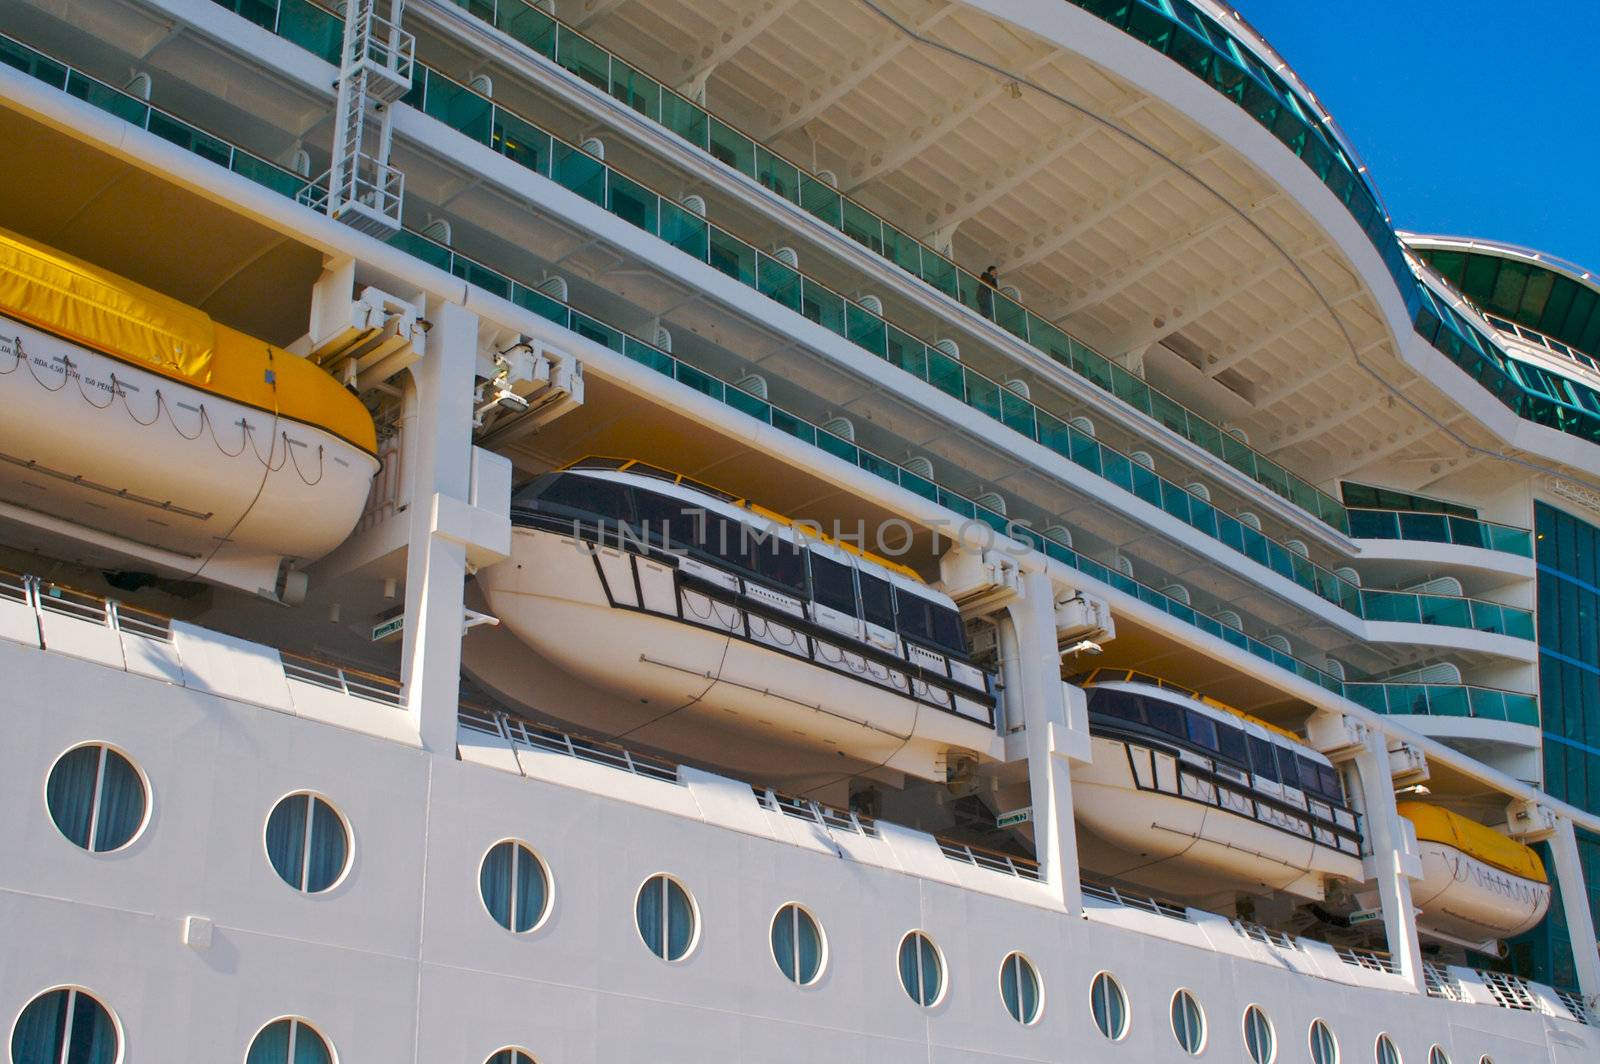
[472,458,998,781]
[0,228,377,596]
[1071,670,1364,902]
[1399,802,1551,944]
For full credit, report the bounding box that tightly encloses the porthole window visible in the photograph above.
[1376,1034,1402,1064]
[485,1050,535,1064]
[46,743,147,852]
[1243,1005,1276,1064]
[1428,1047,1449,1064]
[10,987,119,1064]
[999,952,1042,1025]
[635,874,696,961]
[246,1018,333,1064]
[770,904,824,986]
[479,841,550,933]
[1090,971,1129,1041]
[264,793,350,894]
[1170,988,1205,1054]
[1310,1019,1339,1064]
[897,931,944,1007]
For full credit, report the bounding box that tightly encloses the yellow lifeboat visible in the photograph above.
[1398,802,1550,944]
[0,227,377,596]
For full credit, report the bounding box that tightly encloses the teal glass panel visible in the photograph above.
[842,200,885,254]
[147,111,232,165]
[609,59,661,122]
[846,303,888,356]
[493,110,552,175]
[278,0,342,63]
[967,375,1002,421]
[708,227,757,284]
[1000,387,1035,437]
[450,256,512,299]
[755,147,799,202]
[556,30,610,90]
[757,254,802,312]
[511,284,570,326]
[233,153,307,197]
[497,2,558,58]
[659,200,710,260]
[660,92,709,150]
[927,351,964,400]
[607,172,659,234]
[798,175,843,228]
[886,327,926,377]
[800,281,846,336]
[572,313,624,353]
[64,71,149,125]
[674,361,724,401]
[882,225,923,276]
[622,337,673,373]
[726,386,770,421]
[550,141,605,205]
[708,119,755,177]
[420,73,493,143]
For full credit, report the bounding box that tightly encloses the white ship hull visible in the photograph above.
[1074,735,1364,900]
[0,317,376,593]
[475,526,1000,781]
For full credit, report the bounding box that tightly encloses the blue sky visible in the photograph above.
[1241,1,1599,272]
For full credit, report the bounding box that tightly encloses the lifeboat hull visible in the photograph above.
[0,317,377,593]
[474,526,999,781]
[1073,735,1363,900]
[1411,840,1551,942]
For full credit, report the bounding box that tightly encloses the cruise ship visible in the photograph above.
[3,0,1599,1061]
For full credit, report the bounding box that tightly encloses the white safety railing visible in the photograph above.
[281,652,404,708]
[753,787,879,837]
[459,705,680,784]
[938,839,1042,881]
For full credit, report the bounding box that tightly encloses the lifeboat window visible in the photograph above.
[624,461,675,480]
[1275,746,1302,788]
[1299,756,1336,801]
[859,572,896,630]
[1144,699,1185,739]
[678,475,738,502]
[1185,712,1220,752]
[538,474,633,525]
[1247,736,1280,782]
[1091,688,1143,724]
[693,515,746,567]
[632,489,685,547]
[571,456,630,471]
[931,605,966,655]
[1320,764,1344,801]
[811,554,859,615]
[1215,724,1249,767]
[749,531,806,593]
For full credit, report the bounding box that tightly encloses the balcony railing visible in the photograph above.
[1345,682,1540,728]
[1347,507,1533,557]
[2,34,1540,704]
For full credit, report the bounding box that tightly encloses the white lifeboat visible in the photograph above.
[1399,802,1551,944]
[1070,669,1364,901]
[471,459,1000,781]
[0,229,378,596]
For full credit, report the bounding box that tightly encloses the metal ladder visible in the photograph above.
[301,0,414,237]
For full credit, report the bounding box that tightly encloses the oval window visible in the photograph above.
[11,988,119,1064]
[635,874,696,961]
[479,841,550,933]
[1171,989,1205,1054]
[770,904,824,985]
[245,1017,333,1064]
[264,793,350,893]
[1244,1005,1276,1064]
[1091,972,1128,1040]
[1310,1019,1339,1064]
[897,931,943,1006]
[999,952,1041,1025]
[46,744,147,852]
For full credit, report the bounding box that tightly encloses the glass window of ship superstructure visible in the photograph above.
[10,987,118,1064]
[1375,1034,1402,1064]
[1090,972,1129,1041]
[635,874,696,961]
[264,793,350,894]
[479,840,551,933]
[245,1018,333,1064]
[1170,989,1205,1054]
[485,1050,534,1064]
[897,931,944,1006]
[999,952,1042,1025]
[45,743,147,853]
[1243,1005,1276,1063]
[1428,1047,1450,1064]
[770,904,824,985]
[1309,1019,1339,1064]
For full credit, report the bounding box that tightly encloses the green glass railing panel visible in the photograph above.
[65,70,150,124]
[707,117,755,178]
[756,255,802,312]
[755,146,799,203]
[607,172,659,234]
[674,361,724,401]
[493,110,552,175]
[550,140,605,205]
[659,91,708,150]
[555,29,609,92]
[708,226,757,285]
[277,0,341,64]
[609,59,661,123]
[798,175,843,229]
[800,279,845,336]
[928,351,964,400]
[846,302,888,357]
[659,200,709,261]
[147,110,233,165]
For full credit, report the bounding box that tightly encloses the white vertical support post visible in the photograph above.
[1550,816,1600,1010]
[1013,569,1082,913]
[1353,733,1426,993]
[399,297,478,752]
